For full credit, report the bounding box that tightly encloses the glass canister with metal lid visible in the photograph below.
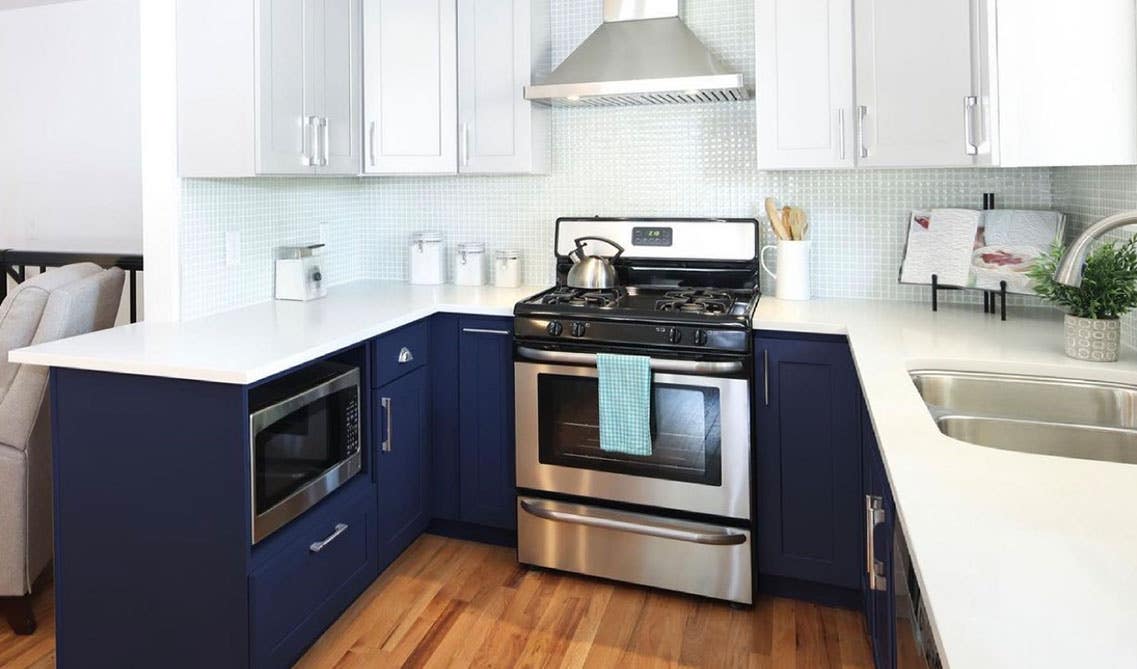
[409,231,444,285]
[453,242,487,286]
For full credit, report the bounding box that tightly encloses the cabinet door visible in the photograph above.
[258,0,317,174]
[457,0,548,174]
[458,318,516,530]
[316,0,363,174]
[755,335,862,589]
[853,0,976,168]
[376,366,431,567]
[755,0,854,169]
[863,414,897,669]
[362,0,457,174]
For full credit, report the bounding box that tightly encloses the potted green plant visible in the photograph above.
[1028,236,1137,362]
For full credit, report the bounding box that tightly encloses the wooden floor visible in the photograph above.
[0,535,875,668]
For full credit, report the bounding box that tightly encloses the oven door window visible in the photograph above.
[537,373,722,485]
[253,386,355,515]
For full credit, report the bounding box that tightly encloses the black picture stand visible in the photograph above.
[930,273,1007,321]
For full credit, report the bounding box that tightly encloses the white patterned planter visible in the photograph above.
[1064,314,1122,362]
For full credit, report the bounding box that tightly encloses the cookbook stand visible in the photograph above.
[927,192,1008,321]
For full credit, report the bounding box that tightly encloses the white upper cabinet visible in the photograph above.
[756,0,1137,170]
[755,0,854,170]
[978,0,1137,167]
[178,0,361,177]
[456,0,549,175]
[362,0,457,174]
[852,0,976,168]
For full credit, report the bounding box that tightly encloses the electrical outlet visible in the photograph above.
[225,230,241,267]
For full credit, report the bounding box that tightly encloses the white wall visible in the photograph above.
[0,0,142,253]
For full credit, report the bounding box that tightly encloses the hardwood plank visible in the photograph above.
[5,537,875,669]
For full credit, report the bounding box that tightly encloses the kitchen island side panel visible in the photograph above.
[50,368,251,669]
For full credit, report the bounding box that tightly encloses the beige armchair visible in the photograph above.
[0,263,124,634]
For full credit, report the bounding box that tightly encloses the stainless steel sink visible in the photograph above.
[910,371,1137,464]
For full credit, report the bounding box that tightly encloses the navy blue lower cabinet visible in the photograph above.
[249,480,378,668]
[863,408,897,669]
[754,333,864,599]
[375,365,432,568]
[457,317,517,530]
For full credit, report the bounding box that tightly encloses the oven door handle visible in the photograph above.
[519,499,747,546]
[515,346,743,375]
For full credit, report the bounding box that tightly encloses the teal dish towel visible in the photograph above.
[596,353,653,456]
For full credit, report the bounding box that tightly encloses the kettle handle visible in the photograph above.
[572,236,626,260]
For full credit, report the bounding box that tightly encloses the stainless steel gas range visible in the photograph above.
[513,217,760,604]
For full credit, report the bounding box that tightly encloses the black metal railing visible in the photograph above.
[0,250,144,323]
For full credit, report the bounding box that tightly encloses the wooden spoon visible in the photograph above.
[764,197,791,240]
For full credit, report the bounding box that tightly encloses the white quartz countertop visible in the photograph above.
[8,281,540,384]
[757,298,1137,669]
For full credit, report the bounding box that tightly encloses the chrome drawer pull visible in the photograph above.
[462,328,511,335]
[520,499,747,546]
[381,397,392,452]
[309,523,348,553]
[397,347,414,364]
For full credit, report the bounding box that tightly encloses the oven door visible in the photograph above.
[250,369,362,544]
[515,353,751,520]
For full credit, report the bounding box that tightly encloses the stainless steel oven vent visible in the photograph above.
[523,0,749,107]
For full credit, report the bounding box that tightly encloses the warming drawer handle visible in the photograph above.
[515,346,743,375]
[309,523,349,553]
[519,499,747,546]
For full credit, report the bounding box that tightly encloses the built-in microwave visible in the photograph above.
[248,361,361,544]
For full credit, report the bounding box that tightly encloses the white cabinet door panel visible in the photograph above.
[318,0,362,174]
[853,0,976,168]
[756,0,854,169]
[258,0,316,174]
[364,0,458,174]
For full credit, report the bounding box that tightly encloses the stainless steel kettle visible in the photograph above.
[566,237,624,289]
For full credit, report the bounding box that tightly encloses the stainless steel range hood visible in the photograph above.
[524,0,748,107]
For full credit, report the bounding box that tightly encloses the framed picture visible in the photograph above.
[899,208,1066,295]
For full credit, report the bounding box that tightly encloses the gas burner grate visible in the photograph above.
[655,289,736,315]
[539,287,623,308]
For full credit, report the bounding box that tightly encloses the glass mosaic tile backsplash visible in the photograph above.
[180,0,1057,320]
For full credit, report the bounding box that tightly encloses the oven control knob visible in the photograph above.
[667,327,683,344]
[693,329,708,346]
[570,321,586,337]
[546,321,563,336]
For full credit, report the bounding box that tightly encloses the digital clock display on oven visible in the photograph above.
[631,227,673,247]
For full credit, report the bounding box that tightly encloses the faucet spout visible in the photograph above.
[1054,210,1137,287]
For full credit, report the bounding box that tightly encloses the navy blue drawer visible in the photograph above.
[249,485,377,668]
[373,319,429,386]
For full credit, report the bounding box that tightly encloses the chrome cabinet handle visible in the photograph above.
[763,349,769,406]
[460,122,470,167]
[520,499,747,546]
[866,495,888,591]
[397,347,414,364]
[368,121,376,167]
[857,105,869,159]
[306,116,321,166]
[462,328,511,335]
[381,397,392,452]
[838,108,846,161]
[516,346,743,375]
[964,95,979,156]
[320,117,330,166]
[309,523,348,553]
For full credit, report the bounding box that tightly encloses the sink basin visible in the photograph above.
[910,370,1137,464]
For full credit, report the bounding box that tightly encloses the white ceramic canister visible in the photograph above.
[453,242,487,286]
[493,249,522,288]
[409,231,445,285]
[760,240,811,300]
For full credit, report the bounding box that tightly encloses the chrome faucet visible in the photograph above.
[1054,210,1137,287]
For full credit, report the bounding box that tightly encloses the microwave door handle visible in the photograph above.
[515,346,743,375]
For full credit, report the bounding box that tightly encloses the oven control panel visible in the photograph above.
[631,226,674,247]
[515,317,749,352]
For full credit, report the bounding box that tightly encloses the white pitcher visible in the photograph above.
[760,240,811,300]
